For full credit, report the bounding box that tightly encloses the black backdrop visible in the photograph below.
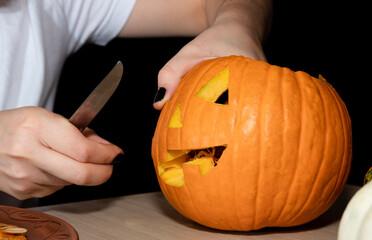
[40,1,371,205]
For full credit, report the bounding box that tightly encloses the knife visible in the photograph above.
[69,61,123,132]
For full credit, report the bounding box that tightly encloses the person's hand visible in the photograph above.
[0,107,123,200]
[153,22,267,110]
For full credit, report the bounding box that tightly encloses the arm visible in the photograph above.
[118,0,273,109]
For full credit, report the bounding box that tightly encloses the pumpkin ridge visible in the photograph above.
[320,80,351,206]
[253,61,271,229]
[170,181,186,221]
[215,154,233,230]
[287,71,321,225]
[235,59,257,229]
[269,68,284,225]
[278,67,301,223]
[230,59,247,229]
[288,73,328,224]
[267,64,285,224]
[183,179,205,226]
[275,69,303,225]
[313,78,345,216]
[262,63,289,227]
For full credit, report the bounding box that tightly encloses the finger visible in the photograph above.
[40,116,123,164]
[31,184,65,198]
[34,169,72,187]
[3,157,72,187]
[15,183,64,199]
[0,175,64,200]
[35,147,113,186]
[153,52,213,110]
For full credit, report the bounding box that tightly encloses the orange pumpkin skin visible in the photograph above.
[151,56,352,231]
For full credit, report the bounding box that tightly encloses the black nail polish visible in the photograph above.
[112,154,124,165]
[153,87,166,103]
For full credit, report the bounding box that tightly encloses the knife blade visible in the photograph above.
[69,61,123,132]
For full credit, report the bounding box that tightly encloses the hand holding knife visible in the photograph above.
[69,61,124,165]
[0,61,125,200]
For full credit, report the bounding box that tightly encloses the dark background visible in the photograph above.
[40,1,371,205]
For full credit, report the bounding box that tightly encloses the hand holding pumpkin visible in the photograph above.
[153,0,272,110]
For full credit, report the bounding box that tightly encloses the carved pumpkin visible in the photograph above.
[151,55,352,231]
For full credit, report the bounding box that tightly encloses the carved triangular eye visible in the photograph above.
[195,68,229,105]
[215,90,228,105]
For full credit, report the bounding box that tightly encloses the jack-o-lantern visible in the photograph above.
[151,56,352,231]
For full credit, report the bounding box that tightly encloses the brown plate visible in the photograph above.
[0,205,78,239]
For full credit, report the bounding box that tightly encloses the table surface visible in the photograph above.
[31,184,360,240]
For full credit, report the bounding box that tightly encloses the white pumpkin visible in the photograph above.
[338,181,372,240]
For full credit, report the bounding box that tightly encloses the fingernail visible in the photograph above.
[153,87,166,103]
[112,154,124,165]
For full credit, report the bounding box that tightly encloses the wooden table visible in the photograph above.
[31,184,360,240]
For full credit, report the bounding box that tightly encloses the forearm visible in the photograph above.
[205,0,273,44]
[119,0,206,37]
[119,0,272,40]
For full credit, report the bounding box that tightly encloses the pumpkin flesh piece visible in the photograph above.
[167,149,190,162]
[184,157,215,175]
[160,168,185,187]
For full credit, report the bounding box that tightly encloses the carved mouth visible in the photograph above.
[187,146,226,166]
[158,145,227,187]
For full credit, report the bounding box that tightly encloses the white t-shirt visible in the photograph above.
[0,0,136,111]
[0,0,135,206]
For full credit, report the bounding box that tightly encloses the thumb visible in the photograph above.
[153,53,213,110]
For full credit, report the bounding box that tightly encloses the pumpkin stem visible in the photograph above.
[364,166,372,185]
